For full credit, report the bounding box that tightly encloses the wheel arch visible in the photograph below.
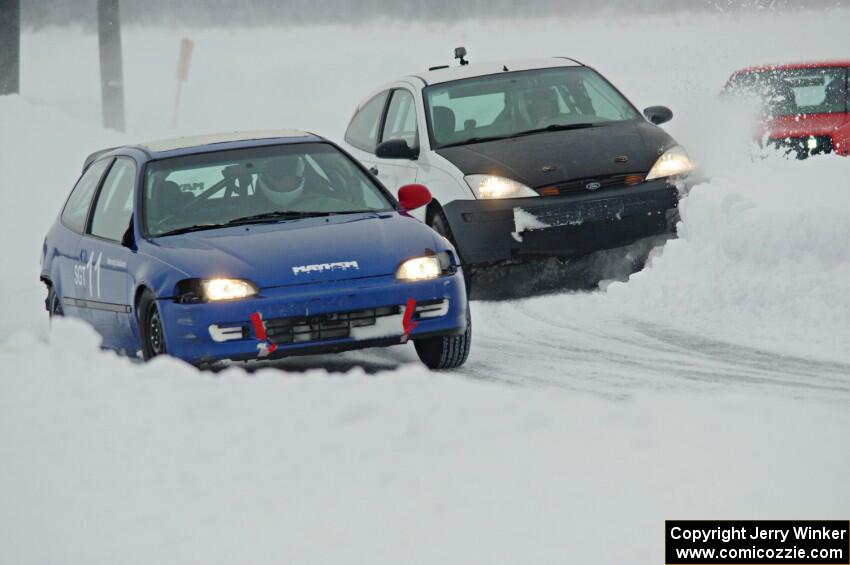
[133,284,154,312]
[425,198,444,225]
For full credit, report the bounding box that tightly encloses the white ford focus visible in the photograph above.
[341,51,693,276]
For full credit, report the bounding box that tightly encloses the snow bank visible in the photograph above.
[0,95,127,340]
[605,154,850,360]
[1,318,848,565]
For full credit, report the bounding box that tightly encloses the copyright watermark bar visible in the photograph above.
[666,520,850,564]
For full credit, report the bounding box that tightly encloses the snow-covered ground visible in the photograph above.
[2,8,849,564]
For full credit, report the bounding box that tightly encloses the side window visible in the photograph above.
[61,159,112,233]
[381,89,418,148]
[344,91,389,153]
[90,158,137,242]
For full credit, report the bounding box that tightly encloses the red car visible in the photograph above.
[723,60,849,158]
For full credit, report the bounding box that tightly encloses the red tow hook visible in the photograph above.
[401,298,418,343]
[249,312,277,357]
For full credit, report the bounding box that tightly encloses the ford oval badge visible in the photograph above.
[585,182,601,191]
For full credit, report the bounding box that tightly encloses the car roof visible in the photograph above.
[84,129,322,169]
[409,57,584,86]
[139,129,313,153]
[731,60,850,75]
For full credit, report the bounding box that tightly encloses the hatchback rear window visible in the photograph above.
[725,67,849,117]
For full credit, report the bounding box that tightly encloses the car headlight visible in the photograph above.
[396,253,452,282]
[646,146,694,181]
[201,278,258,301]
[464,174,538,199]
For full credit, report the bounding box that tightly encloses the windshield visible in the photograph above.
[423,67,641,148]
[143,142,394,237]
[725,67,849,118]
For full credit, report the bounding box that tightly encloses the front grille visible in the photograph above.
[536,173,645,197]
[264,306,400,345]
[767,135,833,159]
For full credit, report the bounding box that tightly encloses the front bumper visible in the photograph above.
[157,272,467,365]
[442,178,681,265]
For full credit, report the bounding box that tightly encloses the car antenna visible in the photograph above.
[454,46,468,66]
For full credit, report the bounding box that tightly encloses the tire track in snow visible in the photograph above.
[456,299,850,401]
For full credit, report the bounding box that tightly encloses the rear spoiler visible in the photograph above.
[82,146,121,171]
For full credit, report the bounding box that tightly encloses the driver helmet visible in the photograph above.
[256,155,306,207]
[525,87,560,127]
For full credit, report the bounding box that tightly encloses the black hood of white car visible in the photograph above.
[435,120,677,188]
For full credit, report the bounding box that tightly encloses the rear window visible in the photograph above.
[725,66,849,117]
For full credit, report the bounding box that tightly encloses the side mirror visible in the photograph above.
[398,184,432,211]
[376,138,419,160]
[643,105,673,125]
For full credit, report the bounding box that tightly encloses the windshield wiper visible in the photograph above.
[509,122,597,138]
[154,210,380,237]
[438,134,514,149]
[155,224,224,237]
[437,123,600,149]
[225,210,333,225]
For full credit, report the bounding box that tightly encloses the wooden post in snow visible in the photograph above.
[172,38,194,128]
[97,0,126,131]
[0,0,21,95]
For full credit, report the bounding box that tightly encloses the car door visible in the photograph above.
[343,89,389,178]
[55,158,113,321]
[374,88,420,190]
[78,156,137,351]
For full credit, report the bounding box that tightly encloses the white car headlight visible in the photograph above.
[396,254,451,282]
[646,146,694,181]
[464,174,538,199]
[201,278,258,301]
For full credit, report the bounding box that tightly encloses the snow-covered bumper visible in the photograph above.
[157,272,467,365]
[443,179,681,265]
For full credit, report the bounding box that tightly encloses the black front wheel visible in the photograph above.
[414,313,472,370]
[138,291,166,360]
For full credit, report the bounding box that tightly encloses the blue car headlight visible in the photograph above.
[175,278,259,303]
[396,252,453,282]
[201,278,258,301]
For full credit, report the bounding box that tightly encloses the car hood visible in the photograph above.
[147,212,443,288]
[761,113,849,139]
[435,121,676,188]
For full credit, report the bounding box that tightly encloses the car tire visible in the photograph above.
[138,290,167,360]
[413,312,472,370]
[47,286,63,320]
[429,207,473,292]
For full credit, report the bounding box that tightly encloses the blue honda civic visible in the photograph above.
[40,130,470,369]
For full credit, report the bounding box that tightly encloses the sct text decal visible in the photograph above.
[74,251,103,298]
